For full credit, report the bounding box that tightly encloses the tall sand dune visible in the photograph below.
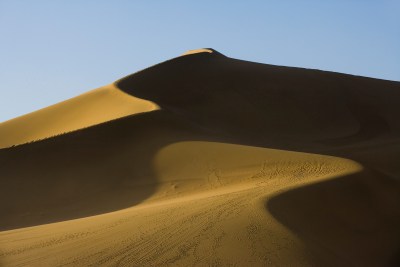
[1,49,400,266]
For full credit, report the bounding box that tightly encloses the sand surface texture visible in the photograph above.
[1,49,400,266]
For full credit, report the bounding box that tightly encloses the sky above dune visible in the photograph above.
[1,1,399,123]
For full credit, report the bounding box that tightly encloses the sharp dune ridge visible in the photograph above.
[1,49,400,266]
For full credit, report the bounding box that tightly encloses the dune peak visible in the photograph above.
[181,48,225,57]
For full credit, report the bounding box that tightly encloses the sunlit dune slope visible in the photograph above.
[1,48,400,266]
[0,84,158,148]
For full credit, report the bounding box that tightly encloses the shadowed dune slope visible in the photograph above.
[1,49,400,266]
[0,110,205,230]
[117,49,400,144]
[267,169,400,267]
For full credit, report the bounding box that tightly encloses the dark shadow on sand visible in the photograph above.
[0,110,208,230]
[267,169,400,266]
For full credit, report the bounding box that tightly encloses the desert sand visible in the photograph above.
[1,49,400,266]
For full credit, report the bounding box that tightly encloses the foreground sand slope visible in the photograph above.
[0,142,365,266]
[1,49,400,266]
[1,142,399,266]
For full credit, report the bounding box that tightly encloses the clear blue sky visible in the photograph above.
[1,1,399,122]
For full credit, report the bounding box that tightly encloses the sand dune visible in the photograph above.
[1,49,400,266]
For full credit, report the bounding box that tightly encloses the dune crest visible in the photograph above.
[181,48,224,56]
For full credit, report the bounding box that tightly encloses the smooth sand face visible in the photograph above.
[1,49,400,266]
[0,84,158,148]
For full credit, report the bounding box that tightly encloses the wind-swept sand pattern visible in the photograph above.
[1,49,400,266]
[0,142,363,266]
